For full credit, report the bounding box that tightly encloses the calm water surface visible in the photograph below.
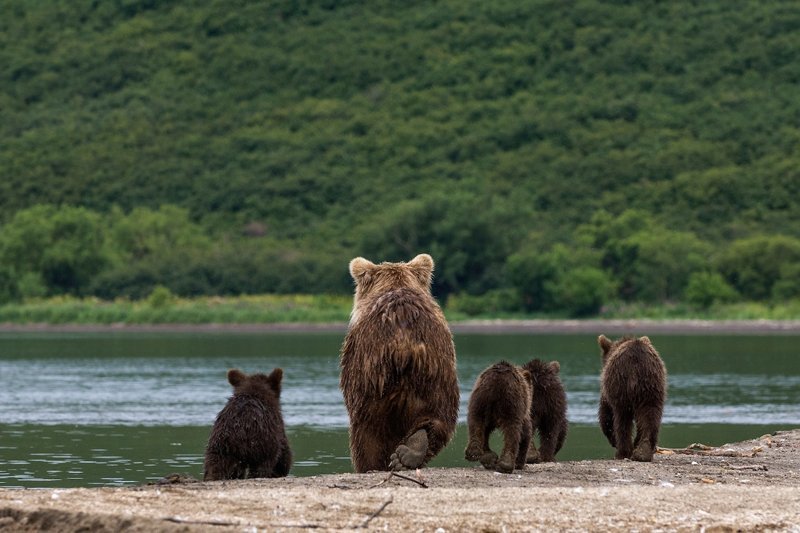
[1,331,798,487]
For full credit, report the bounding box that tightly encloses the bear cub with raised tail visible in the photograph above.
[522,358,568,463]
[465,361,534,473]
[204,368,292,480]
[598,335,667,462]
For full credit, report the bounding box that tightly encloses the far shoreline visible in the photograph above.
[1,318,800,335]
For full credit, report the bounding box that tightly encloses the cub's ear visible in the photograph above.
[598,335,613,355]
[349,257,375,281]
[521,369,533,384]
[227,368,246,387]
[549,361,560,374]
[408,253,434,286]
[639,335,651,345]
[268,367,283,394]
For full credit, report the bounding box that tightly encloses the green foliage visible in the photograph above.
[718,235,800,300]
[445,288,522,317]
[684,272,739,309]
[546,266,616,317]
[1,1,800,318]
[146,285,175,308]
[0,205,112,296]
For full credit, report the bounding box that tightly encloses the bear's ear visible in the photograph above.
[598,335,613,355]
[639,335,651,345]
[408,253,434,286]
[227,368,246,387]
[268,367,283,394]
[549,361,560,374]
[349,257,375,281]
[521,368,533,383]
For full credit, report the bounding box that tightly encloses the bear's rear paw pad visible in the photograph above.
[495,459,514,474]
[389,429,428,471]
[632,446,654,462]
[479,451,498,469]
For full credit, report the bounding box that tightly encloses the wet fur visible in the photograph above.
[522,359,568,463]
[598,335,667,462]
[340,254,459,472]
[204,368,292,480]
[465,361,533,473]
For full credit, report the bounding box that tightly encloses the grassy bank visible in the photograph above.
[0,294,353,325]
[1,294,799,325]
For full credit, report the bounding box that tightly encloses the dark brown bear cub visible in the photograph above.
[340,254,459,472]
[465,361,533,473]
[522,358,568,463]
[598,335,667,462]
[204,368,292,480]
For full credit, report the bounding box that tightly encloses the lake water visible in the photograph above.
[1,331,798,488]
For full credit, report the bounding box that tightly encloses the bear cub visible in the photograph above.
[204,368,292,480]
[465,361,533,473]
[598,335,667,462]
[522,358,568,463]
[340,254,459,472]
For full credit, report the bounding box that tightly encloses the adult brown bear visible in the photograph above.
[340,254,459,472]
[204,368,292,480]
[598,335,667,462]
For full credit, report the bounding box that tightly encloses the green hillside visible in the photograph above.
[1,0,800,316]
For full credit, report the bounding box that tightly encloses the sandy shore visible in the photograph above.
[2,318,800,335]
[2,430,799,531]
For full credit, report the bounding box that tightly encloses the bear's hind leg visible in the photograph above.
[536,418,559,462]
[203,453,245,481]
[465,417,491,462]
[612,409,634,460]
[598,397,616,448]
[515,418,532,470]
[526,420,541,463]
[389,428,428,471]
[271,442,293,477]
[632,405,663,462]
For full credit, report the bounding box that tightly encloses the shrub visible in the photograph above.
[684,271,739,309]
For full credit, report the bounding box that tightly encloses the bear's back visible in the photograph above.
[602,340,666,405]
[341,286,456,402]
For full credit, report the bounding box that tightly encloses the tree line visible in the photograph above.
[1,204,798,317]
[1,0,800,315]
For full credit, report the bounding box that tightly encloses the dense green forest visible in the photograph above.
[1,0,800,317]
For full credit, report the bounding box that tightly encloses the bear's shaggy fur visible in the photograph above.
[522,358,568,463]
[465,361,533,473]
[340,254,459,472]
[204,368,292,480]
[598,335,667,462]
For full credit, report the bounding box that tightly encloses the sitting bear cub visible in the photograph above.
[465,361,533,473]
[598,335,667,462]
[204,368,292,480]
[340,253,459,472]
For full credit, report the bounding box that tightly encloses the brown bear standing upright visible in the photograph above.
[204,368,292,480]
[522,358,568,463]
[465,361,533,473]
[340,254,459,472]
[598,335,667,462]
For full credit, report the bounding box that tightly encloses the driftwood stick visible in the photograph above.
[163,517,322,529]
[368,470,428,489]
[390,470,428,488]
[357,496,394,529]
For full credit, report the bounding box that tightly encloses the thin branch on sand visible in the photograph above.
[356,496,394,529]
[369,470,428,489]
